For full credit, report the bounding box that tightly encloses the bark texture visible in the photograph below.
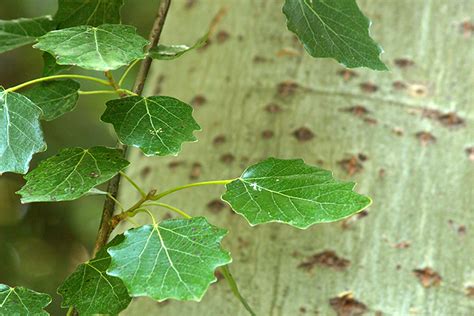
[119,0,474,315]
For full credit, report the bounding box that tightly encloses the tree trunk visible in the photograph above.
[118,0,474,315]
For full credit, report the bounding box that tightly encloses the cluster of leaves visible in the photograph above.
[0,0,385,314]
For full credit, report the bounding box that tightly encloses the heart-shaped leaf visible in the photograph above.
[55,0,125,28]
[0,88,46,174]
[58,235,131,315]
[22,79,80,121]
[0,284,51,315]
[101,96,200,156]
[0,16,54,54]
[34,24,149,71]
[282,0,387,70]
[107,217,231,301]
[222,157,371,229]
[17,146,129,203]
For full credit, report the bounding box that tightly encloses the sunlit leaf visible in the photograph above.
[58,235,131,315]
[282,0,387,70]
[222,157,371,228]
[22,79,80,121]
[0,284,51,315]
[101,96,200,156]
[107,217,231,301]
[0,88,46,174]
[17,146,129,203]
[34,24,149,71]
[55,0,124,28]
[0,16,54,54]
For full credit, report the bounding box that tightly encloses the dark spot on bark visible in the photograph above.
[458,225,467,236]
[184,0,197,9]
[189,162,202,179]
[465,286,474,298]
[293,127,315,142]
[460,20,474,37]
[261,129,274,139]
[162,212,172,220]
[207,199,226,214]
[299,250,350,272]
[394,58,415,68]
[338,156,363,175]
[329,293,368,316]
[409,84,428,98]
[168,160,185,170]
[393,241,411,249]
[360,82,378,93]
[363,117,378,125]
[392,81,407,90]
[337,69,358,81]
[299,306,307,313]
[415,131,436,146]
[213,134,226,146]
[216,30,230,43]
[265,103,282,113]
[237,35,244,42]
[413,267,442,288]
[357,153,368,161]
[140,166,151,178]
[253,55,268,63]
[379,168,386,178]
[342,105,369,116]
[220,153,235,164]
[465,147,474,161]
[438,112,465,127]
[191,95,207,107]
[277,81,299,97]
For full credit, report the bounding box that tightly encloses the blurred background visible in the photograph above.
[0,1,156,314]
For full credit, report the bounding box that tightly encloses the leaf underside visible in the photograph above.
[222,157,371,229]
[282,0,387,70]
[149,33,207,60]
[58,235,131,315]
[107,217,232,301]
[17,146,129,203]
[22,79,80,121]
[0,284,51,316]
[0,16,54,54]
[0,88,46,174]
[101,96,201,156]
[34,24,149,71]
[55,0,125,28]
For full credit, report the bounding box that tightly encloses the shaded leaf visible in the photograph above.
[0,16,54,54]
[107,217,231,301]
[0,284,51,315]
[0,88,46,174]
[101,96,200,156]
[58,235,131,315]
[42,52,72,76]
[149,33,207,60]
[17,146,129,203]
[34,24,149,71]
[55,0,124,28]
[22,79,80,121]
[222,157,371,229]
[282,0,387,70]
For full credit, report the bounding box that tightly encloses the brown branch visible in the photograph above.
[92,0,172,257]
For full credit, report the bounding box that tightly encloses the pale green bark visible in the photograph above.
[119,0,474,315]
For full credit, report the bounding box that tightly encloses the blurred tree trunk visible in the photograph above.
[118,0,474,315]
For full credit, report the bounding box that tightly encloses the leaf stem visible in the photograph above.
[221,265,256,316]
[119,171,147,198]
[5,74,111,92]
[107,193,124,211]
[151,179,236,200]
[78,89,136,96]
[104,71,127,97]
[66,307,74,316]
[118,59,140,87]
[142,202,192,219]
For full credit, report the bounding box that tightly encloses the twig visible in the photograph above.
[92,0,173,257]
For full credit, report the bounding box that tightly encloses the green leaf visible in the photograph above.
[0,88,46,175]
[101,96,200,156]
[0,284,51,315]
[107,217,231,301]
[42,53,72,76]
[149,34,207,60]
[0,16,54,54]
[58,235,131,315]
[34,24,149,71]
[55,0,124,28]
[22,79,80,121]
[222,157,371,229]
[282,0,387,70]
[17,146,129,203]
